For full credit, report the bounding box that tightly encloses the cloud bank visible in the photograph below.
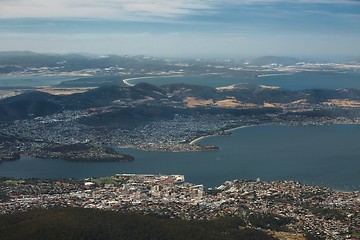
[0,0,213,20]
[0,0,358,57]
[0,0,358,20]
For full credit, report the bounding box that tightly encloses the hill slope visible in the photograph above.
[1,83,360,123]
[0,208,275,240]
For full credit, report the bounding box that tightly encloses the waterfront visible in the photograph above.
[1,124,359,191]
[2,173,359,239]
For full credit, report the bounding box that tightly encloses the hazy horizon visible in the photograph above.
[1,50,358,63]
[0,0,359,58]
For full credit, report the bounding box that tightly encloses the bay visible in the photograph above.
[1,71,359,90]
[127,72,360,90]
[0,124,359,191]
[0,75,83,87]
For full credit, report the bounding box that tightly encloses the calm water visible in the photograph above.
[128,72,360,90]
[1,72,359,90]
[1,125,359,191]
[0,75,82,87]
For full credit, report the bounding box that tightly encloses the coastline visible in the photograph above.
[189,124,258,145]
[2,123,360,192]
[188,122,360,146]
[257,72,294,78]
[189,135,211,145]
[122,74,184,86]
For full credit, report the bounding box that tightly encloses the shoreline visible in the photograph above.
[189,135,211,145]
[189,122,360,145]
[0,173,357,194]
[122,74,184,86]
[189,124,257,145]
[257,72,294,78]
[3,123,360,192]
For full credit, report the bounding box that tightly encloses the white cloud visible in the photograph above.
[0,0,213,20]
[122,1,212,16]
[224,0,359,4]
[0,0,357,20]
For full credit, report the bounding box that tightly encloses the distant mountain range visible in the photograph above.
[0,51,168,73]
[0,51,356,73]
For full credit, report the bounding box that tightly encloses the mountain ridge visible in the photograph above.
[1,83,360,122]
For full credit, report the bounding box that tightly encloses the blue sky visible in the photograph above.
[0,0,359,58]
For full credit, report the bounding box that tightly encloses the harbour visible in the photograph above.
[1,124,359,191]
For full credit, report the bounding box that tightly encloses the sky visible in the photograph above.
[0,0,359,58]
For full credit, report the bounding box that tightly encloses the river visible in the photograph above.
[1,124,359,191]
[125,72,360,90]
[0,75,85,88]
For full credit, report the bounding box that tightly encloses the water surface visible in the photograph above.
[1,125,359,191]
[128,72,360,90]
[0,75,82,87]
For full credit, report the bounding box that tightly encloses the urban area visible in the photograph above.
[0,174,359,240]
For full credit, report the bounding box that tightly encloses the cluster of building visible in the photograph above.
[0,174,359,239]
[2,103,359,158]
[0,111,253,155]
[215,180,359,239]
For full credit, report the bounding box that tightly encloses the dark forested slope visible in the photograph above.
[0,208,275,240]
